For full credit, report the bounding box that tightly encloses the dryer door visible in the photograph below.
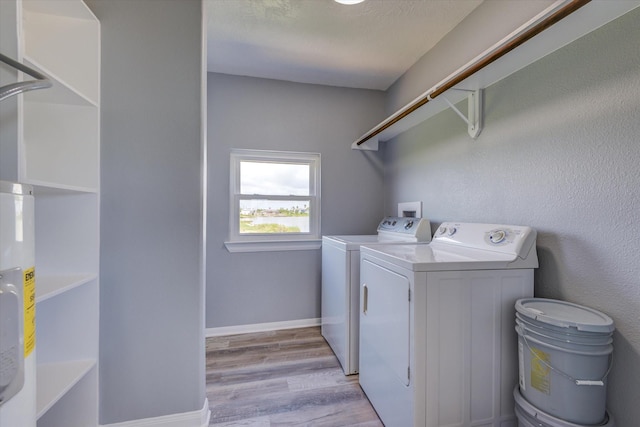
[360,258,412,426]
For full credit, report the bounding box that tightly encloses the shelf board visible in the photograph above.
[22,55,97,107]
[353,1,640,149]
[22,0,98,21]
[36,359,96,419]
[21,1,100,105]
[36,274,97,303]
[27,180,98,195]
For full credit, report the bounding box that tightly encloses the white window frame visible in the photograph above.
[224,149,321,253]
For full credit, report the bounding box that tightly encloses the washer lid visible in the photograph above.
[515,298,615,333]
[360,242,533,271]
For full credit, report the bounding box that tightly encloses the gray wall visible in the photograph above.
[86,0,206,424]
[207,73,385,328]
[384,8,640,426]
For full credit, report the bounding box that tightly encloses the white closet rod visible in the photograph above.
[355,0,591,146]
[0,53,52,102]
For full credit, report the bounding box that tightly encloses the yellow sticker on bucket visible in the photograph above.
[23,267,36,357]
[530,347,550,395]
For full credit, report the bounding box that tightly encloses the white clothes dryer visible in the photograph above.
[321,216,431,375]
[359,222,538,427]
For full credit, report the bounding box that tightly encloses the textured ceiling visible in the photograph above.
[206,0,483,90]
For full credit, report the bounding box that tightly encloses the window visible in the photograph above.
[225,149,321,252]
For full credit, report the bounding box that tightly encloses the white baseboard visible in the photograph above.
[100,398,210,427]
[206,317,320,337]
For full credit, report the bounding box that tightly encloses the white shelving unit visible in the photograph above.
[0,0,100,425]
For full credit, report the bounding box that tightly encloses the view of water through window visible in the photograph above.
[239,161,310,233]
[239,199,310,233]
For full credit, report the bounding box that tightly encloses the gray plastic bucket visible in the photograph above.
[515,298,615,425]
[514,386,615,427]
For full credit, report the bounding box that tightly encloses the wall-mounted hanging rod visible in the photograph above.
[0,53,52,102]
[354,0,591,147]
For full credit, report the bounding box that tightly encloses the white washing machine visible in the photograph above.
[359,222,538,427]
[321,216,431,375]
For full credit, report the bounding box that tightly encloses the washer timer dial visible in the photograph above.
[488,229,507,244]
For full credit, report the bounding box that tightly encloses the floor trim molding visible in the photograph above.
[100,398,210,427]
[206,318,320,337]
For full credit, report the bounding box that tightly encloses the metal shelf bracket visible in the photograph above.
[439,88,483,139]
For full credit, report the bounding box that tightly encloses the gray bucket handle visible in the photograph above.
[521,329,613,386]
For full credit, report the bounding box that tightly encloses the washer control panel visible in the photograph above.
[434,222,536,258]
[377,216,431,242]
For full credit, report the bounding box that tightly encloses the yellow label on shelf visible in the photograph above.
[24,267,36,357]
[530,347,550,395]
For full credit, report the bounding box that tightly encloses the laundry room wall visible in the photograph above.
[87,0,206,424]
[382,8,640,427]
[206,73,385,329]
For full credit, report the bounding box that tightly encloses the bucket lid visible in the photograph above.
[515,298,615,333]
[516,313,613,340]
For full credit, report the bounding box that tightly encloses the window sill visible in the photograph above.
[224,239,322,253]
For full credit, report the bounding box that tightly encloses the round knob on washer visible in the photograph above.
[438,226,447,235]
[489,230,506,244]
[404,220,414,229]
[447,227,457,236]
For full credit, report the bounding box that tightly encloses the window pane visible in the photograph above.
[240,199,310,234]
[240,161,309,196]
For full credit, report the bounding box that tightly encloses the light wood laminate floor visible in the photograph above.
[206,326,383,426]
